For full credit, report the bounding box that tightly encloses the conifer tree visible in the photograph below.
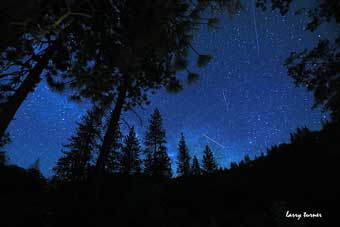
[53,107,102,183]
[104,125,122,174]
[120,127,142,175]
[143,150,154,176]
[202,145,218,175]
[191,155,201,176]
[177,133,191,177]
[144,109,172,178]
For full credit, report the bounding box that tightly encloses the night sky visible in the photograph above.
[5,0,337,176]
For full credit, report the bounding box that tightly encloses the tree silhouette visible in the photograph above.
[230,161,238,169]
[143,148,154,177]
[258,0,340,122]
[0,132,10,166]
[239,154,251,168]
[0,0,48,52]
[202,145,218,175]
[144,109,172,178]
[53,107,102,183]
[191,155,201,176]
[120,127,142,175]
[289,127,311,143]
[257,0,339,31]
[177,133,191,177]
[103,125,123,175]
[285,38,340,121]
[0,1,120,138]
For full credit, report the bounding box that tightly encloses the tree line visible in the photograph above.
[1,118,339,227]
[53,108,221,183]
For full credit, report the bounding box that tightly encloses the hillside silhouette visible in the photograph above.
[1,120,339,227]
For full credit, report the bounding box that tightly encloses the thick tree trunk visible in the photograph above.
[94,83,127,196]
[0,40,59,138]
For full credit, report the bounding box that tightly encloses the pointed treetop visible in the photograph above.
[202,145,218,174]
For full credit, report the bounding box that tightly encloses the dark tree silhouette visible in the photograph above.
[258,0,340,122]
[143,148,154,176]
[103,125,123,174]
[53,107,102,183]
[285,38,340,121]
[144,109,172,178]
[257,0,339,31]
[202,145,218,175]
[120,127,142,175]
[0,0,49,52]
[0,132,10,166]
[230,161,238,169]
[191,155,201,176]
[289,127,311,143]
[0,1,120,138]
[239,154,252,168]
[177,133,191,177]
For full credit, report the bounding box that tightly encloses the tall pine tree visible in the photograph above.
[120,127,142,175]
[53,107,102,183]
[191,155,201,176]
[202,145,218,175]
[144,109,172,178]
[104,124,123,175]
[177,133,191,177]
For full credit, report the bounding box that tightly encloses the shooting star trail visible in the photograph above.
[203,134,226,149]
[252,0,260,56]
[222,91,228,110]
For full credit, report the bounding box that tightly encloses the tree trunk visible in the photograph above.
[94,83,127,197]
[0,40,59,138]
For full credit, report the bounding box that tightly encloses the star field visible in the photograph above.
[5,0,337,175]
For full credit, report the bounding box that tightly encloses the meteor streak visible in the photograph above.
[252,0,260,56]
[203,134,226,149]
[222,91,228,110]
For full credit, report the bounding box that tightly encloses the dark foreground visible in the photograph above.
[1,123,339,227]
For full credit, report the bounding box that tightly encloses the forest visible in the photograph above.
[0,0,339,227]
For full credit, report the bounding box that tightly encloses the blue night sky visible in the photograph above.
[5,0,337,176]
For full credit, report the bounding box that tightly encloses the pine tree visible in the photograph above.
[104,125,122,174]
[202,145,218,175]
[120,127,142,175]
[144,109,172,178]
[177,133,191,177]
[53,107,102,183]
[191,155,201,176]
[143,150,154,176]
